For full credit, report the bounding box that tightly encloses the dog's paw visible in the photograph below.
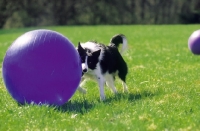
[123,89,129,93]
[77,87,87,94]
[100,96,106,101]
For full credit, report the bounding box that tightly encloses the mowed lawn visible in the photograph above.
[0,25,200,130]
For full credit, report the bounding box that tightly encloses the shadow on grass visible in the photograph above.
[17,91,156,114]
[56,92,154,113]
[56,99,95,114]
[103,92,142,103]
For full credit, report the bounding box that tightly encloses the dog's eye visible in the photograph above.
[80,57,85,62]
[81,59,85,63]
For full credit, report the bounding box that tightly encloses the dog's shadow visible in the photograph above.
[56,99,94,114]
[56,92,146,114]
[104,92,142,103]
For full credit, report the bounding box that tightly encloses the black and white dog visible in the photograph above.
[77,34,128,100]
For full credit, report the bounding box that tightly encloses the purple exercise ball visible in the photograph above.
[2,29,81,105]
[188,29,200,55]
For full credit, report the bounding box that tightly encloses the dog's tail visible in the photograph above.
[110,34,127,54]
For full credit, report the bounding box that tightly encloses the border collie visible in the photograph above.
[77,34,128,100]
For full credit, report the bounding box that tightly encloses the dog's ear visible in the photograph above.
[92,49,101,58]
[78,42,84,52]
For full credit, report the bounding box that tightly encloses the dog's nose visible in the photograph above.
[83,68,87,73]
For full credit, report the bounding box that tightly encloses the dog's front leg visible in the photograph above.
[96,76,106,101]
[77,77,87,94]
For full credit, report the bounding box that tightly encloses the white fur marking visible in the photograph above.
[121,36,128,54]
[81,41,103,61]
[82,56,88,72]
[80,42,99,52]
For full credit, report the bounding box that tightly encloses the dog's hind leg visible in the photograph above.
[105,75,117,94]
[122,81,128,93]
[118,71,128,93]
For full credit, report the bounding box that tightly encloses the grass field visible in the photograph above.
[0,25,200,131]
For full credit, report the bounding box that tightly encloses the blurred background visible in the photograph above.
[0,0,200,29]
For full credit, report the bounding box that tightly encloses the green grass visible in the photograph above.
[1,25,200,130]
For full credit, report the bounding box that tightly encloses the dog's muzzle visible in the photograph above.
[83,68,88,73]
[82,62,88,74]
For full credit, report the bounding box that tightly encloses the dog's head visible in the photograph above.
[77,42,101,75]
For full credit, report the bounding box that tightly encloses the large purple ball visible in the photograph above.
[188,30,200,55]
[2,29,81,105]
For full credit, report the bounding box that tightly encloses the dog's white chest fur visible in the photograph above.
[83,63,101,80]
